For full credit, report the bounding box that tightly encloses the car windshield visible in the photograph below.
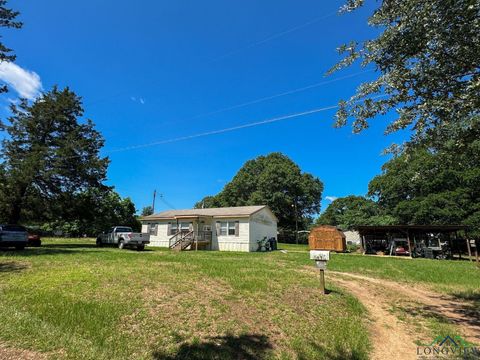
[1,225,26,232]
[116,227,132,232]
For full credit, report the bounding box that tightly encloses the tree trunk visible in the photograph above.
[7,184,28,224]
[8,199,22,224]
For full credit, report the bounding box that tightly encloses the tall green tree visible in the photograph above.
[316,195,396,230]
[331,0,480,145]
[141,206,154,217]
[368,116,480,232]
[0,0,22,95]
[40,188,140,236]
[195,153,324,231]
[0,86,109,224]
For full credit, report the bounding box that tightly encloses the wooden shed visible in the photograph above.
[308,225,347,252]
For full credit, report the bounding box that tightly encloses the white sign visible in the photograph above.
[470,240,477,247]
[310,250,330,261]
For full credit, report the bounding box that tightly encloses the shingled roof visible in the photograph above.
[141,205,272,220]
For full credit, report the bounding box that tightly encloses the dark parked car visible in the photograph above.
[27,232,42,247]
[0,224,28,250]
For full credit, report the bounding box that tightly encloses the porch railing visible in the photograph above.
[168,230,213,250]
[196,230,213,242]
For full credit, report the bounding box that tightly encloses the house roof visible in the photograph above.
[141,205,276,221]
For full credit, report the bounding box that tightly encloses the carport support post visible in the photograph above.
[475,244,479,267]
[466,238,473,261]
[407,230,413,258]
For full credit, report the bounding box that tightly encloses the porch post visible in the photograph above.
[196,220,199,251]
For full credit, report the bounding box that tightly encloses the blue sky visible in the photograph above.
[1,0,408,215]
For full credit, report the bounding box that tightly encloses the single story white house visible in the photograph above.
[140,205,278,252]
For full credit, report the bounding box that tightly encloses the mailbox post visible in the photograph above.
[310,250,330,294]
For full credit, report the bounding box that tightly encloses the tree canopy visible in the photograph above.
[331,0,480,145]
[316,195,396,230]
[0,86,140,235]
[195,153,323,231]
[40,188,140,236]
[0,87,109,224]
[368,116,480,233]
[141,206,154,217]
[0,0,22,95]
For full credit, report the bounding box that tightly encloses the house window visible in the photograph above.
[180,222,190,232]
[220,221,237,236]
[149,224,157,235]
[170,223,178,235]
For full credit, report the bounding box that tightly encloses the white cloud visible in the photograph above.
[131,96,146,105]
[325,196,338,202]
[0,62,42,100]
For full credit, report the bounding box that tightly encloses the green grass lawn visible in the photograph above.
[0,239,478,359]
[0,239,369,360]
[279,243,480,295]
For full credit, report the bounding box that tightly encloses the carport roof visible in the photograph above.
[355,225,468,233]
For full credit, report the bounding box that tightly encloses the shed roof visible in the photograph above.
[141,205,276,221]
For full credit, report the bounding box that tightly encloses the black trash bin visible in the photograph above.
[269,237,277,251]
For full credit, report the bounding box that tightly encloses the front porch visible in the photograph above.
[167,216,213,251]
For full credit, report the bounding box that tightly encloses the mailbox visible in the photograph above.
[310,250,330,294]
[310,250,330,261]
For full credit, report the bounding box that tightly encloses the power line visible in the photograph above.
[206,11,338,63]
[159,194,176,209]
[20,95,386,162]
[159,69,372,126]
[107,104,339,154]
[105,93,387,155]
[85,10,339,107]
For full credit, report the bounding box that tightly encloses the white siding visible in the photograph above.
[212,217,250,252]
[141,207,278,252]
[142,221,172,247]
[249,208,278,251]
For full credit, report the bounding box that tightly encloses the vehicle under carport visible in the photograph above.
[355,225,475,260]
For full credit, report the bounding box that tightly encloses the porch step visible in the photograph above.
[172,238,194,251]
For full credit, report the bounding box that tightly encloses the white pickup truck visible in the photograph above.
[96,226,150,251]
[0,224,28,250]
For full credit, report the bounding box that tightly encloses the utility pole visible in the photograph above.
[292,199,299,245]
[152,190,156,213]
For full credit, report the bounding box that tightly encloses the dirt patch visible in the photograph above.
[325,271,480,360]
[0,343,47,360]
[331,276,419,360]
[330,271,480,343]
